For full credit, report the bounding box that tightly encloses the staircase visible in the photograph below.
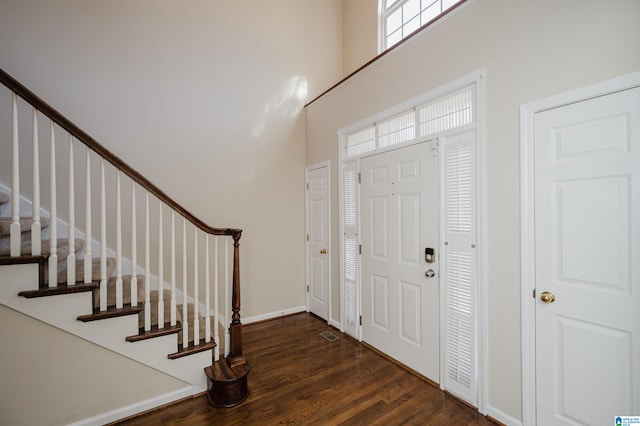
[0,68,249,422]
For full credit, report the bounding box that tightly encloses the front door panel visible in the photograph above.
[361,142,439,381]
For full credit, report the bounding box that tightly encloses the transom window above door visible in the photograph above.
[379,0,463,50]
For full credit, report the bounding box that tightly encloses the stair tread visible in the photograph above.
[0,216,50,237]
[205,359,250,382]
[0,192,9,206]
[77,304,143,322]
[168,338,217,360]
[126,322,182,342]
[0,237,84,258]
[19,282,98,298]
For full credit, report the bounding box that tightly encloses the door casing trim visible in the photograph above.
[520,71,640,426]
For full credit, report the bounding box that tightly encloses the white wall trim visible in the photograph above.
[476,70,488,416]
[304,161,331,323]
[67,385,194,426]
[242,305,307,325]
[519,70,640,426]
[336,141,347,334]
[486,404,523,426]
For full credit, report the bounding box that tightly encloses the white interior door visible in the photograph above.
[534,86,640,425]
[307,164,330,320]
[361,142,439,381]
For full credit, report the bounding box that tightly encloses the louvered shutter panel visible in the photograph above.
[343,160,360,338]
[442,131,477,404]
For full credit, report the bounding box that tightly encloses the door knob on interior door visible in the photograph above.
[320,249,327,254]
[425,269,435,278]
[540,291,556,303]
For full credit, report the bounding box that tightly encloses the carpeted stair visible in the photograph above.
[0,190,214,357]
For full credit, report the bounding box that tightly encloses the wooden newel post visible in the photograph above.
[227,230,246,368]
[204,229,250,408]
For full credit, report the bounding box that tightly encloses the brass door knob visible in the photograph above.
[320,249,327,254]
[540,291,556,304]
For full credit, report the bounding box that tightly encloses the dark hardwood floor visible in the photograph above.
[114,313,496,425]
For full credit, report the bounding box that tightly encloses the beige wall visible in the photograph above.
[0,306,188,425]
[306,0,640,421]
[0,0,343,320]
[343,0,378,76]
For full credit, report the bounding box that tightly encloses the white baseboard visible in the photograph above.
[328,318,341,330]
[67,385,194,426]
[485,404,522,426]
[243,305,307,324]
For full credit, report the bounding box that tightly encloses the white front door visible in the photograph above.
[534,86,640,425]
[307,163,330,320]
[361,142,439,381]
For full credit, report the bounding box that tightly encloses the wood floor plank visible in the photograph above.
[113,313,498,425]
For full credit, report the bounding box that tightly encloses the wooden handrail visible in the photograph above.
[0,67,241,238]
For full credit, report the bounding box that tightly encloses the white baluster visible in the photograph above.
[130,182,137,307]
[213,236,219,360]
[157,202,164,328]
[170,210,177,326]
[224,238,230,357]
[205,234,211,344]
[10,93,20,257]
[31,108,41,256]
[115,171,123,308]
[83,147,92,283]
[99,159,107,310]
[193,229,199,345]
[144,192,151,331]
[182,218,189,348]
[67,135,76,285]
[48,121,58,288]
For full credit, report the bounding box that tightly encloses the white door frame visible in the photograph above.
[305,161,331,322]
[520,71,640,426]
[338,69,487,413]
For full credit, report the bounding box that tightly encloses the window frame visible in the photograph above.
[378,0,465,52]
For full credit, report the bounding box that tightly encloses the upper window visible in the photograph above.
[379,0,463,51]
[345,85,475,158]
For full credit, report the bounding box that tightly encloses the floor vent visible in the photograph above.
[319,331,340,342]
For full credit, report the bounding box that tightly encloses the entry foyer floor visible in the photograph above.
[114,313,495,425]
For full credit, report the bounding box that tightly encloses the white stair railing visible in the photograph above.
[170,211,177,326]
[99,158,107,310]
[157,202,164,328]
[10,93,20,257]
[115,171,123,308]
[2,69,245,366]
[66,135,75,285]
[48,121,58,287]
[31,108,41,256]
[193,228,199,345]
[83,146,92,283]
[130,182,137,306]
[182,218,189,347]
